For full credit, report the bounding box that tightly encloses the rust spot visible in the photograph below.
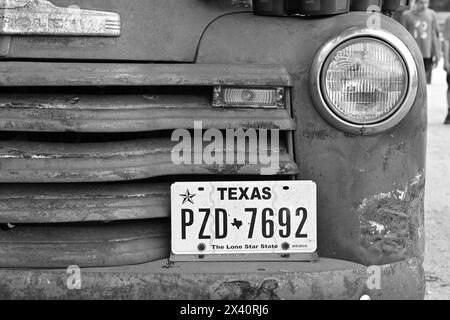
[357,171,425,265]
[69,97,79,104]
[310,283,325,300]
[344,132,358,138]
[302,130,336,140]
[241,121,281,130]
[212,279,280,300]
[382,142,408,171]
[343,276,367,299]
[277,162,297,175]
[205,163,245,175]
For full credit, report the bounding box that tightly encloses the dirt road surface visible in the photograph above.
[424,64,450,300]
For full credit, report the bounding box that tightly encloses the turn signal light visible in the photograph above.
[213,87,286,108]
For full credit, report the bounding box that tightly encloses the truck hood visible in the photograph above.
[0,0,251,61]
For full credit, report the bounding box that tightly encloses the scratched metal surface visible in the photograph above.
[0,183,171,223]
[0,138,298,183]
[0,62,293,87]
[0,93,295,132]
[0,257,425,299]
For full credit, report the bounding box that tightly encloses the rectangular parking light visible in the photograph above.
[212,86,286,108]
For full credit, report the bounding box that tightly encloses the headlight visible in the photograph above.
[323,38,408,124]
[310,29,418,135]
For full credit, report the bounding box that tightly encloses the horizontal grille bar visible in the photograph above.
[0,93,295,132]
[0,176,295,224]
[0,183,170,223]
[0,220,169,268]
[0,138,298,183]
[0,62,297,268]
[0,62,293,87]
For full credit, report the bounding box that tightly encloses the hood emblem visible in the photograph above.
[0,0,121,36]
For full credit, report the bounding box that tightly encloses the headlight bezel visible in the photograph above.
[321,37,409,125]
[310,28,419,135]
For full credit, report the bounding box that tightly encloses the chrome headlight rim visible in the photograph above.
[320,37,409,125]
[310,28,419,135]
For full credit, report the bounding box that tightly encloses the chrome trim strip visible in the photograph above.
[0,0,121,37]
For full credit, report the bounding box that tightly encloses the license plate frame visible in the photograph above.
[170,181,317,260]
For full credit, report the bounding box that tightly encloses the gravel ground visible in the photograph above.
[424,63,450,300]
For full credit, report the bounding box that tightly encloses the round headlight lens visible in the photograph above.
[322,38,408,124]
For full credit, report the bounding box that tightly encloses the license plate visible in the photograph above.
[171,181,317,255]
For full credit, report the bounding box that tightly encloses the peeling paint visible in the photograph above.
[204,163,246,175]
[211,279,280,300]
[241,121,281,130]
[368,221,386,233]
[357,170,425,265]
[302,129,336,140]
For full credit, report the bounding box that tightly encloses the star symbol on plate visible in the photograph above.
[179,189,196,205]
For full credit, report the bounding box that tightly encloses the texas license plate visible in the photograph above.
[171,181,317,255]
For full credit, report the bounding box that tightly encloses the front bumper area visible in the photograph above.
[0,257,424,300]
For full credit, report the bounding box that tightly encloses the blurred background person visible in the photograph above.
[443,15,450,124]
[401,0,441,84]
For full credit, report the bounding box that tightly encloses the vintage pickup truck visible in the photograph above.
[0,0,426,300]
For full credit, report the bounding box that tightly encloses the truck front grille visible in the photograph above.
[0,62,297,268]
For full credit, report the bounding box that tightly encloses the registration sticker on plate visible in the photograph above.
[171,181,317,255]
